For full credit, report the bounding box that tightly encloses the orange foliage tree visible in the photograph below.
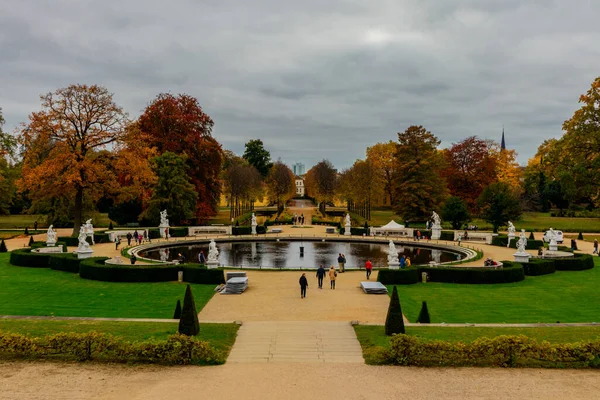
[138,93,223,223]
[18,84,130,234]
[366,141,396,205]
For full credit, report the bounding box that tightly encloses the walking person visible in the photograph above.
[594,239,598,255]
[341,254,347,272]
[115,236,121,250]
[133,230,139,244]
[400,255,406,268]
[198,251,206,265]
[329,265,337,289]
[365,259,373,280]
[299,273,308,298]
[126,232,132,246]
[337,253,345,273]
[316,264,326,288]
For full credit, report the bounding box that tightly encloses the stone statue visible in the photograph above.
[160,210,169,227]
[548,227,558,251]
[251,213,257,226]
[208,239,219,262]
[387,240,399,264]
[431,211,441,227]
[507,221,516,236]
[83,219,95,245]
[517,229,527,253]
[46,225,57,245]
[77,226,90,251]
[345,213,351,226]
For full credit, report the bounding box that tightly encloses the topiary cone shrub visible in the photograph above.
[28,236,35,247]
[385,286,405,335]
[529,232,535,240]
[578,232,584,240]
[417,301,430,324]
[25,227,29,235]
[109,221,114,230]
[178,285,199,336]
[0,240,7,253]
[173,299,182,319]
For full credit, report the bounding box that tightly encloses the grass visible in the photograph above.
[354,325,600,364]
[367,210,600,232]
[382,257,600,324]
[0,253,216,318]
[0,319,239,355]
[0,214,113,229]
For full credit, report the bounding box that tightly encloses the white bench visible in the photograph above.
[454,231,495,244]
[188,226,232,236]
[271,228,283,233]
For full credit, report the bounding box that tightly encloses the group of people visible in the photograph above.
[298,259,375,298]
[293,213,305,225]
[116,230,149,249]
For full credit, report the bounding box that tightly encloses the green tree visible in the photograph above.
[142,152,198,225]
[385,286,405,335]
[544,180,569,216]
[243,139,272,177]
[178,285,199,336]
[393,126,447,221]
[442,196,471,230]
[477,182,522,233]
[173,299,182,319]
[416,301,430,324]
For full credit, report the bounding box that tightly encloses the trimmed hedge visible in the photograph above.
[440,231,455,241]
[522,259,556,276]
[233,226,267,235]
[79,258,225,284]
[377,262,525,285]
[554,253,594,271]
[10,248,52,268]
[492,235,543,250]
[47,253,83,273]
[339,227,368,236]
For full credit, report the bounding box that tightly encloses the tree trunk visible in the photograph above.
[73,186,84,236]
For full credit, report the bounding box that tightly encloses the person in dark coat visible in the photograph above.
[337,253,345,273]
[130,254,137,265]
[126,232,133,246]
[299,273,308,298]
[198,251,206,264]
[316,265,326,289]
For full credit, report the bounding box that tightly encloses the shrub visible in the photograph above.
[578,232,584,240]
[385,286,405,336]
[178,285,200,336]
[24,227,29,235]
[522,259,556,276]
[529,231,535,240]
[440,231,455,241]
[173,300,182,319]
[554,254,594,271]
[48,253,82,273]
[491,235,543,250]
[233,226,267,235]
[339,227,367,236]
[416,301,430,323]
[0,240,6,253]
[28,236,34,247]
[377,268,420,285]
[109,221,114,230]
[377,263,525,284]
[9,248,52,268]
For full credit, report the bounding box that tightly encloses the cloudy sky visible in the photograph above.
[1,0,598,169]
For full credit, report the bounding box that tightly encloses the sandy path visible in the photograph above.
[199,270,390,324]
[1,361,600,400]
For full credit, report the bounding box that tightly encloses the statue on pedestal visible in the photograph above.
[431,211,441,228]
[83,219,95,245]
[46,225,57,246]
[516,229,528,253]
[388,240,399,265]
[345,213,351,227]
[208,239,219,263]
[507,221,516,236]
[251,213,257,235]
[160,210,169,227]
[78,227,91,251]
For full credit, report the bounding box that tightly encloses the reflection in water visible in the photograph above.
[140,241,461,269]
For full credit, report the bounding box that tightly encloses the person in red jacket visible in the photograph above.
[365,259,373,280]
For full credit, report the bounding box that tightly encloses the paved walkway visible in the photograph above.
[228,321,364,363]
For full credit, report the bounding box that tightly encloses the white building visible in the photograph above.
[295,178,305,197]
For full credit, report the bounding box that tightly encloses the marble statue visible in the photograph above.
[507,221,516,236]
[516,229,528,253]
[208,239,219,262]
[345,213,351,226]
[431,211,441,227]
[387,240,399,265]
[160,210,169,227]
[251,213,257,235]
[548,227,558,251]
[46,225,57,245]
[159,248,169,262]
[77,227,90,251]
[344,213,352,236]
[83,219,95,245]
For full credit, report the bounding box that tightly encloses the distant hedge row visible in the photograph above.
[79,258,225,284]
[377,261,525,285]
[491,235,544,250]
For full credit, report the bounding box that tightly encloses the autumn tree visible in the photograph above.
[142,152,198,225]
[243,139,272,177]
[477,182,522,233]
[265,161,295,212]
[139,93,223,223]
[18,85,129,234]
[336,159,381,220]
[366,141,396,205]
[393,126,447,221]
[304,160,337,213]
[225,162,263,219]
[441,136,497,211]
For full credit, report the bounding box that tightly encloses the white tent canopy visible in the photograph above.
[379,220,405,230]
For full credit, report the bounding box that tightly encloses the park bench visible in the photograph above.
[270,228,283,233]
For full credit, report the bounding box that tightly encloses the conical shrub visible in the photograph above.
[416,301,430,324]
[109,221,114,230]
[578,232,584,240]
[529,231,535,240]
[385,286,405,335]
[0,240,7,252]
[178,285,199,336]
[28,236,35,247]
[173,299,182,319]
[24,227,29,235]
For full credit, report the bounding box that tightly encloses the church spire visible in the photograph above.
[501,126,506,151]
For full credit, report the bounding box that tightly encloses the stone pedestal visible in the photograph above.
[388,262,400,270]
[159,226,169,239]
[507,233,515,248]
[178,271,183,282]
[251,223,257,235]
[549,239,558,252]
[344,223,351,236]
[46,241,56,247]
[513,252,531,263]
[206,261,219,269]
[77,249,94,259]
[431,226,441,240]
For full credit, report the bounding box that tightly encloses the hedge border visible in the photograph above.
[491,235,544,250]
[522,258,556,276]
[377,262,525,284]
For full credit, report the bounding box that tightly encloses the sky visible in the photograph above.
[1,0,599,170]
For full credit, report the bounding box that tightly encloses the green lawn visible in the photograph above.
[368,210,600,232]
[0,214,113,229]
[0,319,239,355]
[383,258,600,324]
[0,253,215,318]
[354,325,600,364]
